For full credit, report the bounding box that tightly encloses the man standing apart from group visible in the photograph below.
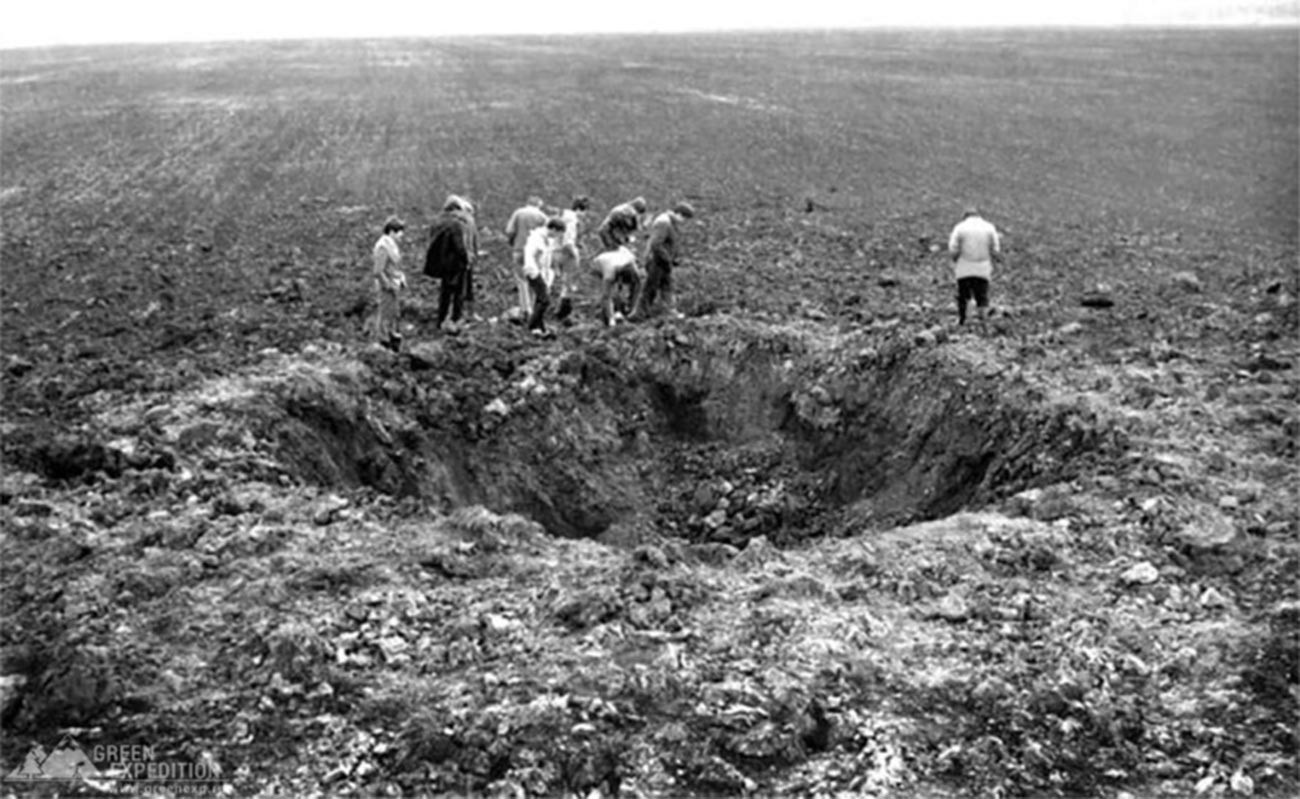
[597,196,647,251]
[632,202,695,320]
[947,206,1001,327]
[367,215,407,352]
[424,195,479,333]
[505,196,548,316]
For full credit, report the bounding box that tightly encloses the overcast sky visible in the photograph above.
[1,0,1296,49]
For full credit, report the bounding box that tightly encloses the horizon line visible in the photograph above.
[4,20,1298,52]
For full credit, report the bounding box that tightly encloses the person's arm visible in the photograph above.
[990,228,1002,266]
[504,211,518,248]
[948,227,961,263]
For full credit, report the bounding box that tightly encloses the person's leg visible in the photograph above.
[633,259,658,319]
[450,269,466,324]
[463,265,476,320]
[528,277,549,331]
[972,278,990,323]
[380,288,402,350]
[437,276,453,329]
[601,275,617,326]
[556,245,578,320]
[514,252,533,315]
[661,262,677,317]
[956,278,971,325]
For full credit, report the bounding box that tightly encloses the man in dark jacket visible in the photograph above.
[596,196,647,251]
[424,195,479,332]
[632,201,694,320]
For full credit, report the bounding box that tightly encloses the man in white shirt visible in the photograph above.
[947,206,1001,326]
[523,217,567,335]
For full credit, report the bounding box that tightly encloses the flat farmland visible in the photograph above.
[1,28,1297,798]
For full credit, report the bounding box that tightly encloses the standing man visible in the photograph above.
[947,206,1001,327]
[632,202,695,320]
[424,195,478,333]
[596,196,647,251]
[523,217,567,336]
[552,195,590,321]
[367,215,407,352]
[590,245,641,327]
[505,196,548,316]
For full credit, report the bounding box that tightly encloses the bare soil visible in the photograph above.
[1,29,1297,798]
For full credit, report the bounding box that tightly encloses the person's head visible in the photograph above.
[545,216,566,237]
[962,205,980,219]
[631,197,647,213]
[572,195,591,212]
[444,194,473,215]
[527,195,544,208]
[672,202,696,220]
[383,216,406,236]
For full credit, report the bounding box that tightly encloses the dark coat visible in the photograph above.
[424,211,475,279]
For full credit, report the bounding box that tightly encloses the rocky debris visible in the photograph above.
[5,354,35,378]
[685,474,805,547]
[1198,586,1230,609]
[912,325,949,347]
[927,591,971,622]
[1120,561,1160,585]
[1080,289,1115,308]
[1171,271,1204,292]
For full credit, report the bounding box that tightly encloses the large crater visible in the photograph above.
[31,317,1124,542]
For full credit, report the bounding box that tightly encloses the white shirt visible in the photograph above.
[948,215,1001,280]
[591,246,637,280]
[372,234,404,289]
[560,209,581,248]
[523,227,556,286]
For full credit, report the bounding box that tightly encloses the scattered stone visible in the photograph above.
[929,592,970,622]
[11,500,54,518]
[1121,561,1160,585]
[703,508,728,530]
[692,483,718,514]
[1243,353,1290,372]
[484,398,509,416]
[1199,587,1230,609]
[877,273,900,288]
[1171,271,1203,292]
[688,542,740,566]
[1056,321,1085,336]
[632,544,669,569]
[405,342,446,371]
[1217,495,1240,510]
[1079,291,1114,309]
[5,355,34,377]
[312,494,350,526]
[1175,506,1237,552]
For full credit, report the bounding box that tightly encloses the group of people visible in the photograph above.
[367,195,1001,352]
[366,193,697,350]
